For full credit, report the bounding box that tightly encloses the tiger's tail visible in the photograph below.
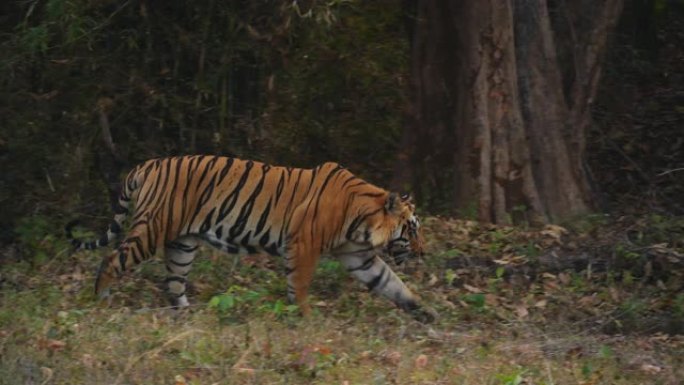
[65,166,141,251]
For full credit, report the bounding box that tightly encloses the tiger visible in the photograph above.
[66,155,433,322]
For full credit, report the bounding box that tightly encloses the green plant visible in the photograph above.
[614,244,641,260]
[15,215,59,264]
[445,269,457,286]
[463,293,486,311]
[671,293,684,320]
[208,285,265,322]
[495,369,526,385]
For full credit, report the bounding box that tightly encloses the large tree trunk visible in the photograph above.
[396,0,623,224]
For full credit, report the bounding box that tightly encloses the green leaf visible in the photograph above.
[581,363,593,379]
[208,296,220,308]
[443,249,462,258]
[286,305,299,313]
[445,269,456,286]
[599,345,614,358]
[272,299,284,315]
[218,294,235,312]
[464,293,486,309]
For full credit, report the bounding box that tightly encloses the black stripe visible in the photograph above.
[279,168,305,245]
[164,157,185,235]
[215,161,254,225]
[358,192,385,198]
[136,161,164,212]
[366,265,386,291]
[113,203,128,214]
[168,258,193,267]
[259,230,270,247]
[347,255,376,272]
[110,220,121,234]
[345,208,383,241]
[228,163,265,239]
[199,207,216,234]
[340,174,358,189]
[311,164,344,226]
[178,156,197,223]
[118,251,127,272]
[346,180,367,189]
[216,157,235,185]
[254,201,272,236]
[275,172,286,202]
[265,242,280,256]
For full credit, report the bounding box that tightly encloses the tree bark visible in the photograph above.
[398,0,623,224]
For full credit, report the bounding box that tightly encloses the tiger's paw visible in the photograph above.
[410,306,438,324]
[399,299,438,323]
[94,267,116,300]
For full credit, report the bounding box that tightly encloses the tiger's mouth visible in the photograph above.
[385,236,423,265]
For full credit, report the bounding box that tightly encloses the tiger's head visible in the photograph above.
[384,192,425,264]
[344,191,424,261]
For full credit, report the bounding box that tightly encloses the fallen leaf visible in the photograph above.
[235,367,255,376]
[40,367,53,383]
[558,272,571,285]
[485,294,500,306]
[414,354,428,368]
[81,354,96,368]
[578,295,598,307]
[541,225,568,244]
[640,364,662,374]
[262,340,272,357]
[174,374,187,385]
[384,350,402,365]
[609,287,621,302]
[463,284,483,293]
[314,345,332,355]
[515,305,529,319]
[534,299,547,308]
[38,338,67,351]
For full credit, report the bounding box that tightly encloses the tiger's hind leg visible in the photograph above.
[164,236,200,307]
[339,252,435,323]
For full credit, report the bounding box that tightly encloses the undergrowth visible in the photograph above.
[1,215,683,384]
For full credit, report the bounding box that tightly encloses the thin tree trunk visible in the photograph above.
[96,97,125,211]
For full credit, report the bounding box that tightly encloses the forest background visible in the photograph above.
[0,0,682,238]
[0,1,683,384]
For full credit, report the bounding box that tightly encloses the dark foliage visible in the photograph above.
[0,0,408,244]
[0,0,681,247]
[590,0,684,215]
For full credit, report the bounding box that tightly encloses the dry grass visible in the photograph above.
[1,216,683,384]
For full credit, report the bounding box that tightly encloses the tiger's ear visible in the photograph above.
[384,192,402,215]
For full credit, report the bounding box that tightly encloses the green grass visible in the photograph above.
[1,216,683,384]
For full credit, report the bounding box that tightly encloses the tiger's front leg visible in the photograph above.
[339,252,435,323]
[285,240,320,317]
